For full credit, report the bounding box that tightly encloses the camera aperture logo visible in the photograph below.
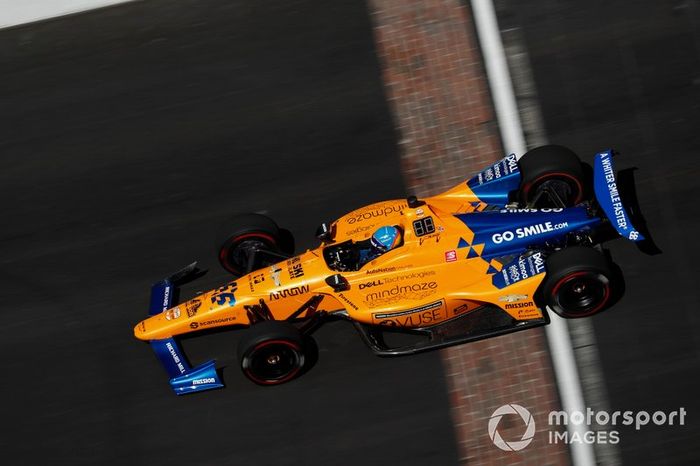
[488,404,536,451]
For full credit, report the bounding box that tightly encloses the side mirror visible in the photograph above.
[325,274,349,292]
[407,195,425,208]
[316,222,332,242]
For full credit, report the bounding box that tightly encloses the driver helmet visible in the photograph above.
[371,225,401,252]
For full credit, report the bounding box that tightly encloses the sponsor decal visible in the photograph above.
[192,377,216,385]
[498,208,563,213]
[286,257,304,279]
[165,307,181,321]
[363,265,415,275]
[381,270,436,283]
[166,341,186,374]
[492,221,569,244]
[452,302,479,316]
[248,272,266,292]
[269,285,310,300]
[597,152,643,241]
[366,267,396,274]
[517,308,542,319]
[415,208,424,216]
[346,203,406,224]
[359,280,383,290]
[162,285,171,312]
[270,265,282,286]
[190,316,236,329]
[471,153,519,187]
[504,301,536,309]
[498,294,528,303]
[365,281,438,302]
[185,300,201,318]
[359,271,438,293]
[445,250,457,262]
[493,252,546,289]
[347,224,372,236]
[210,283,237,307]
[372,300,444,326]
[337,292,358,310]
[599,154,627,230]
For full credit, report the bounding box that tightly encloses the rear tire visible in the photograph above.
[217,213,283,275]
[541,247,613,318]
[238,321,306,385]
[517,145,586,207]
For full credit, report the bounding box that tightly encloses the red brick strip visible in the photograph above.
[368,1,570,464]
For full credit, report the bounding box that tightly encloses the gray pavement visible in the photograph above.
[0,1,459,464]
[497,1,700,464]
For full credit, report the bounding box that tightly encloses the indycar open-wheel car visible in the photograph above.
[134,146,655,394]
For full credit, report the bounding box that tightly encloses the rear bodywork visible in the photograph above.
[135,150,646,394]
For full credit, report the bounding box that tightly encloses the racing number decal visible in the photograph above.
[210,283,237,306]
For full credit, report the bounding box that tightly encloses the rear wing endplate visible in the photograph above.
[593,150,645,242]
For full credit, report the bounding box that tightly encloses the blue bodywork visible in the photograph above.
[467,153,522,204]
[492,251,547,289]
[455,207,600,259]
[458,150,645,291]
[148,278,224,395]
[593,150,644,242]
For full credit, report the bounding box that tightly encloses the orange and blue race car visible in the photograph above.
[134,145,655,394]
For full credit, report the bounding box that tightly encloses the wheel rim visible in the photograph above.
[229,239,269,270]
[524,173,583,207]
[552,271,610,317]
[219,232,277,274]
[244,340,303,384]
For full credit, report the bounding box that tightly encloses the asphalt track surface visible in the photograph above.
[0,2,460,465]
[499,1,700,464]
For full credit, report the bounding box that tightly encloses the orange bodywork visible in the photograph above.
[134,181,545,341]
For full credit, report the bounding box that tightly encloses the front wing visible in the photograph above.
[146,263,224,395]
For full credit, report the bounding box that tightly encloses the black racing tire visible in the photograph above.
[540,247,614,318]
[217,213,283,275]
[517,145,586,207]
[238,321,306,386]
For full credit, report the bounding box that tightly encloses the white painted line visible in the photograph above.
[470,1,596,465]
[469,0,526,156]
[503,25,621,465]
[0,0,138,29]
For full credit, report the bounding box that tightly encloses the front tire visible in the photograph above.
[541,247,613,318]
[238,321,306,385]
[517,145,586,208]
[218,213,283,275]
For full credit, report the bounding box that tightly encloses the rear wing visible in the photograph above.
[147,263,224,395]
[593,150,644,242]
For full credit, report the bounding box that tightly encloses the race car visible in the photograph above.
[134,145,654,394]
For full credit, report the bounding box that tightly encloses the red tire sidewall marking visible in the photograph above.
[551,271,611,317]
